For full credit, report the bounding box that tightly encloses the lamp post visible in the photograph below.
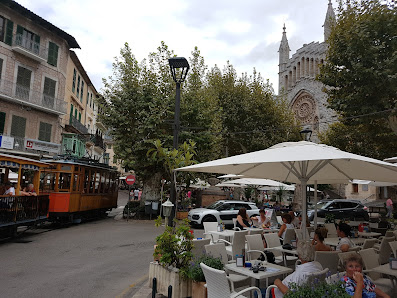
[161,199,174,228]
[168,57,190,226]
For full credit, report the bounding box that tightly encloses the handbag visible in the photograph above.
[258,250,275,263]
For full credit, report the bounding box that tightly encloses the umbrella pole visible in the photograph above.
[301,178,308,240]
[314,180,318,230]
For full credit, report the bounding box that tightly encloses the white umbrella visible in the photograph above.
[351,179,397,187]
[217,174,244,179]
[177,141,397,238]
[215,182,246,188]
[227,178,291,188]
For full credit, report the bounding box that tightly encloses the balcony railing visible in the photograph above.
[0,79,66,115]
[12,34,48,62]
[69,116,89,134]
[87,134,105,150]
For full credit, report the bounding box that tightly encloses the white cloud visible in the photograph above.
[16,0,334,92]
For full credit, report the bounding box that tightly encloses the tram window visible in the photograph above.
[95,171,101,193]
[89,170,95,193]
[58,173,72,191]
[74,166,79,172]
[104,172,109,193]
[61,165,72,171]
[72,174,79,192]
[40,172,56,191]
[84,169,89,193]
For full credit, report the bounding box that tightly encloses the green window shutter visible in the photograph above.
[34,34,40,45]
[17,66,32,87]
[38,122,52,142]
[47,42,59,66]
[74,109,77,118]
[11,115,26,138]
[0,58,3,80]
[77,75,80,97]
[80,81,84,101]
[72,69,76,92]
[70,104,73,118]
[0,111,5,134]
[5,20,13,46]
[16,25,23,35]
[43,77,56,96]
[78,112,81,122]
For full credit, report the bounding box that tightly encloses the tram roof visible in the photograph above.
[41,158,118,172]
[0,153,50,168]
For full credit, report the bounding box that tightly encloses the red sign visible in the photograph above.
[126,175,136,185]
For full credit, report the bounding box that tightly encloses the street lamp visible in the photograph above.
[168,57,190,226]
[161,198,174,227]
[300,127,312,141]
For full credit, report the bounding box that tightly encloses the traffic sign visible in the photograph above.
[126,175,136,185]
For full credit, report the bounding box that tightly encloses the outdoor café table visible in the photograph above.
[324,237,365,248]
[358,231,382,238]
[371,263,397,290]
[267,245,299,267]
[208,229,235,242]
[224,262,293,289]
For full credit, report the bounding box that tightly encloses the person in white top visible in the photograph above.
[278,213,295,240]
[336,222,354,252]
[3,183,15,196]
[273,241,323,298]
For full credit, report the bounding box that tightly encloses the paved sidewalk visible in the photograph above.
[131,281,166,298]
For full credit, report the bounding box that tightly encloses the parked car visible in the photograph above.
[188,200,260,227]
[308,199,369,221]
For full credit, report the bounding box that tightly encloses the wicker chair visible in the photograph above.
[200,262,261,298]
[377,236,394,264]
[389,240,397,258]
[192,238,211,259]
[314,251,339,274]
[362,238,378,249]
[203,222,219,243]
[217,229,248,260]
[245,234,267,261]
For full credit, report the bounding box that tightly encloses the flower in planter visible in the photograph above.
[187,253,224,282]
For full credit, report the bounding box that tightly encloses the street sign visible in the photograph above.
[126,175,136,185]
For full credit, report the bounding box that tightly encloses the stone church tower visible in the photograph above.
[278,0,336,140]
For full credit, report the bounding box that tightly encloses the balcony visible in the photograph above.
[88,134,105,150]
[0,79,66,115]
[67,116,89,135]
[0,134,60,155]
[12,34,47,63]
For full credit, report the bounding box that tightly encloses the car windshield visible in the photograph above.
[322,201,333,209]
[206,202,223,209]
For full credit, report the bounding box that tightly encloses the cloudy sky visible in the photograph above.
[17,0,334,93]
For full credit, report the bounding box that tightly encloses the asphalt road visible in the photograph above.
[0,191,200,298]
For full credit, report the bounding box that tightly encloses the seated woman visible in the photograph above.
[336,223,354,252]
[273,241,323,297]
[278,213,294,240]
[20,183,37,196]
[312,227,332,251]
[236,207,251,230]
[341,254,390,298]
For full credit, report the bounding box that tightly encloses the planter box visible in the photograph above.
[176,211,189,220]
[149,262,192,298]
[192,281,207,298]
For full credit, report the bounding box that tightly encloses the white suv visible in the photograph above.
[188,200,260,227]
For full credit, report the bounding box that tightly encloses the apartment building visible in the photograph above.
[0,0,79,157]
[62,50,106,162]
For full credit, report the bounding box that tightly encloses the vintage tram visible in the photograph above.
[0,153,49,236]
[39,157,118,222]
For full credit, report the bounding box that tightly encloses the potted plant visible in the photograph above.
[285,279,349,298]
[149,218,194,298]
[187,254,224,298]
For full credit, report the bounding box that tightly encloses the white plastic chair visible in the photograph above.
[217,229,248,260]
[359,248,394,296]
[245,234,267,262]
[283,229,296,245]
[192,238,211,259]
[200,262,261,298]
[232,218,241,231]
[264,233,297,265]
[294,228,310,241]
[362,238,378,249]
[389,240,397,258]
[203,222,219,243]
[314,251,339,274]
[377,236,394,264]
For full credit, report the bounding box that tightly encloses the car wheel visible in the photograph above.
[202,215,217,223]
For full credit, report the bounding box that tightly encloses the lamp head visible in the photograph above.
[168,57,190,83]
[300,128,313,141]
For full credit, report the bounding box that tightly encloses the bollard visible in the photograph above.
[152,277,157,298]
[167,285,172,298]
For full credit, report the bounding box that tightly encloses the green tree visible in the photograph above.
[318,0,397,159]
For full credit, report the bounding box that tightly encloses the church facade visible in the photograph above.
[278,0,336,141]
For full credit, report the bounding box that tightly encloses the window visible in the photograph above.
[11,115,26,137]
[70,104,74,118]
[0,57,3,79]
[40,172,56,191]
[38,122,52,142]
[91,93,93,108]
[76,75,80,97]
[16,25,40,54]
[72,69,76,92]
[352,184,359,193]
[58,172,71,191]
[80,81,84,102]
[43,77,56,108]
[47,42,59,66]
[78,112,81,122]
[0,111,5,134]
[86,91,89,105]
[362,184,369,191]
[0,16,13,46]
[16,66,32,100]
[74,108,77,118]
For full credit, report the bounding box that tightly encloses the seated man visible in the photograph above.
[3,182,15,196]
[20,183,37,196]
[273,241,323,297]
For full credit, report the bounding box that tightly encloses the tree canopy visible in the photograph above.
[318,0,397,159]
[99,42,301,199]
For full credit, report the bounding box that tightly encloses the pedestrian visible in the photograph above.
[134,188,139,201]
[138,189,142,201]
[386,197,394,218]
